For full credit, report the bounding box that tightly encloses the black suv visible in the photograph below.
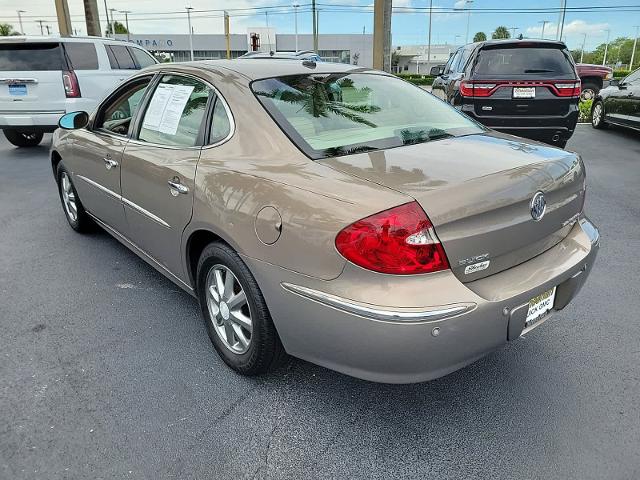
[431,39,580,148]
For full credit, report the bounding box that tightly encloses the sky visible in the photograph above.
[0,0,638,51]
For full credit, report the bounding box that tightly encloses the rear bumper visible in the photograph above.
[245,217,599,383]
[0,112,63,132]
[462,103,579,143]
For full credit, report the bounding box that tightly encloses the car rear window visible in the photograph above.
[0,43,64,71]
[63,42,99,70]
[107,45,137,70]
[474,47,575,76]
[252,73,484,159]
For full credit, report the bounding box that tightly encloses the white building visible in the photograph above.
[393,44,459,74]
[114,30,373,67]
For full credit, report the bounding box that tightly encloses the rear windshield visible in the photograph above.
[474,47,574,76]
[252,73,484,159]
[0,43,64,71]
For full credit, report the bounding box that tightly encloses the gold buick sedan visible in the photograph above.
[51,59,599,383]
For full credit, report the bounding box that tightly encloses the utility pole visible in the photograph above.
[36,20,45,36]
[121,10,131,41]
[464,0,474,44]
[631,26,639,70]
[539,20,549,39]
[602,29,610,66]
[580,33,586,63]
[186,7,194,61]
[83,0,101,37]
[373,0,392,72]
[312,0,318,52]
[54,0,72,37]
[16,10,25,35]
[109,8,117,36]
[224,11,230,59]
[103,0,111,37]
[427,0,433,72]
[293,3,299,52]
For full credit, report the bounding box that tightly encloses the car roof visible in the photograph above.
[150,59,379,81]
[468,38,567,49]
[0,35,144,46]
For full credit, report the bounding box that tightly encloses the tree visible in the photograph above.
[473,32,487,42]
[492,26,511,40]
[0,23,21,36]
[105,21,128,35]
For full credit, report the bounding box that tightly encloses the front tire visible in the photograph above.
[591,100,607,129]
[3,129,44,147]
[580,82,599,102]
[56,163,93,232]
[196,242,287,376]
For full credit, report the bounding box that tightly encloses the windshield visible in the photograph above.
[252,73,485,159]
[474,47,574,76]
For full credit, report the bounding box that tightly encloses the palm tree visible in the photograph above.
[473,31,487,42]
[492,26,511,39]
[254,75,381,129]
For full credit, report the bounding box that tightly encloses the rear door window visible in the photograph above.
[107,45,137,70]
[474,47,574,76]
[128,47,156,68]
[445,49,462,74]
[0,43,64,71]
[63,42,99,70]
[138,75,212,147]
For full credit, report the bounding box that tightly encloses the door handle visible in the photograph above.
[103,157,118,170]
[168,178,189,195]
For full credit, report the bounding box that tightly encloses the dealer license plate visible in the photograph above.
[9,84,27,96]
[513,87,535,99]
[525,287,556,327]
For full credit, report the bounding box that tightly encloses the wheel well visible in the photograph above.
[51,150,62,177]
[580,76,602,89]
[186,229,226,288]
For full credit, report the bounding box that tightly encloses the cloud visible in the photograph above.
[526,20,610,39]
[453,0,470,9]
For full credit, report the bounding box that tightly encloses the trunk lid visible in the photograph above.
[319,133,586,281]
[0,41,68,114]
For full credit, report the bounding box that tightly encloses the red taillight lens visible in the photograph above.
[62,70,81,98]
[554,81,581,97]
[335,202,450,275]
[460,81,496,97]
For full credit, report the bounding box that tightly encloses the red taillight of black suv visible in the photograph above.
[460,80,581,98]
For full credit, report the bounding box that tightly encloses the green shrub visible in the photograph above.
[613,70,630,78]
[578,99,593,122]
[395,74,435,86]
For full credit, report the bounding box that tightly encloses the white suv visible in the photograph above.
[0,36,157,147]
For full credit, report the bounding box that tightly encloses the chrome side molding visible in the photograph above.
[281,283,475,323]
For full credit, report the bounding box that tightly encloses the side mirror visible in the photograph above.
[430,66,444,76]
[58,111,89,130]
[609,79,620,87]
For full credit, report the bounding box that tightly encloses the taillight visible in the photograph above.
[62,70,81,98]
[335,202,450,275]
[460,81,496,97]
[554,81,581,97]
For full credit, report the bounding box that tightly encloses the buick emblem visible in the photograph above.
[530,191,546,221]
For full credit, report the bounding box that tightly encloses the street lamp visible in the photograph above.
[464,0,474,44]
[120,10,131,42]
[602,29,610,66]
[631,26,639,70]
[508,27,518,38]
[109,8,117,36]
[539,20,550,39]
[580,33,587,63]
[293,3,300,53]
[186,7,194,61]
[17,10,25,35]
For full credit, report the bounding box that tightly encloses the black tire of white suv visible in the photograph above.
[3,130,44,147]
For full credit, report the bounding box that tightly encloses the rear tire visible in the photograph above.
[196,242,287,376]
[591,100,607,129]
[580,82,599,102]
[3,129,44,147]
[56,162,93,232]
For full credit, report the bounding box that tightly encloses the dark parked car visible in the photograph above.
[591,67,640,132]
[431,39,581,148]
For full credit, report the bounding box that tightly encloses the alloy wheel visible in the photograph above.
[581,89,595,102]
[60,172,78,222]
[592,104,602,126]
[205,264,253,354]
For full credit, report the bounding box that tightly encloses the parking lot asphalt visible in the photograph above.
[1,125,639,479]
